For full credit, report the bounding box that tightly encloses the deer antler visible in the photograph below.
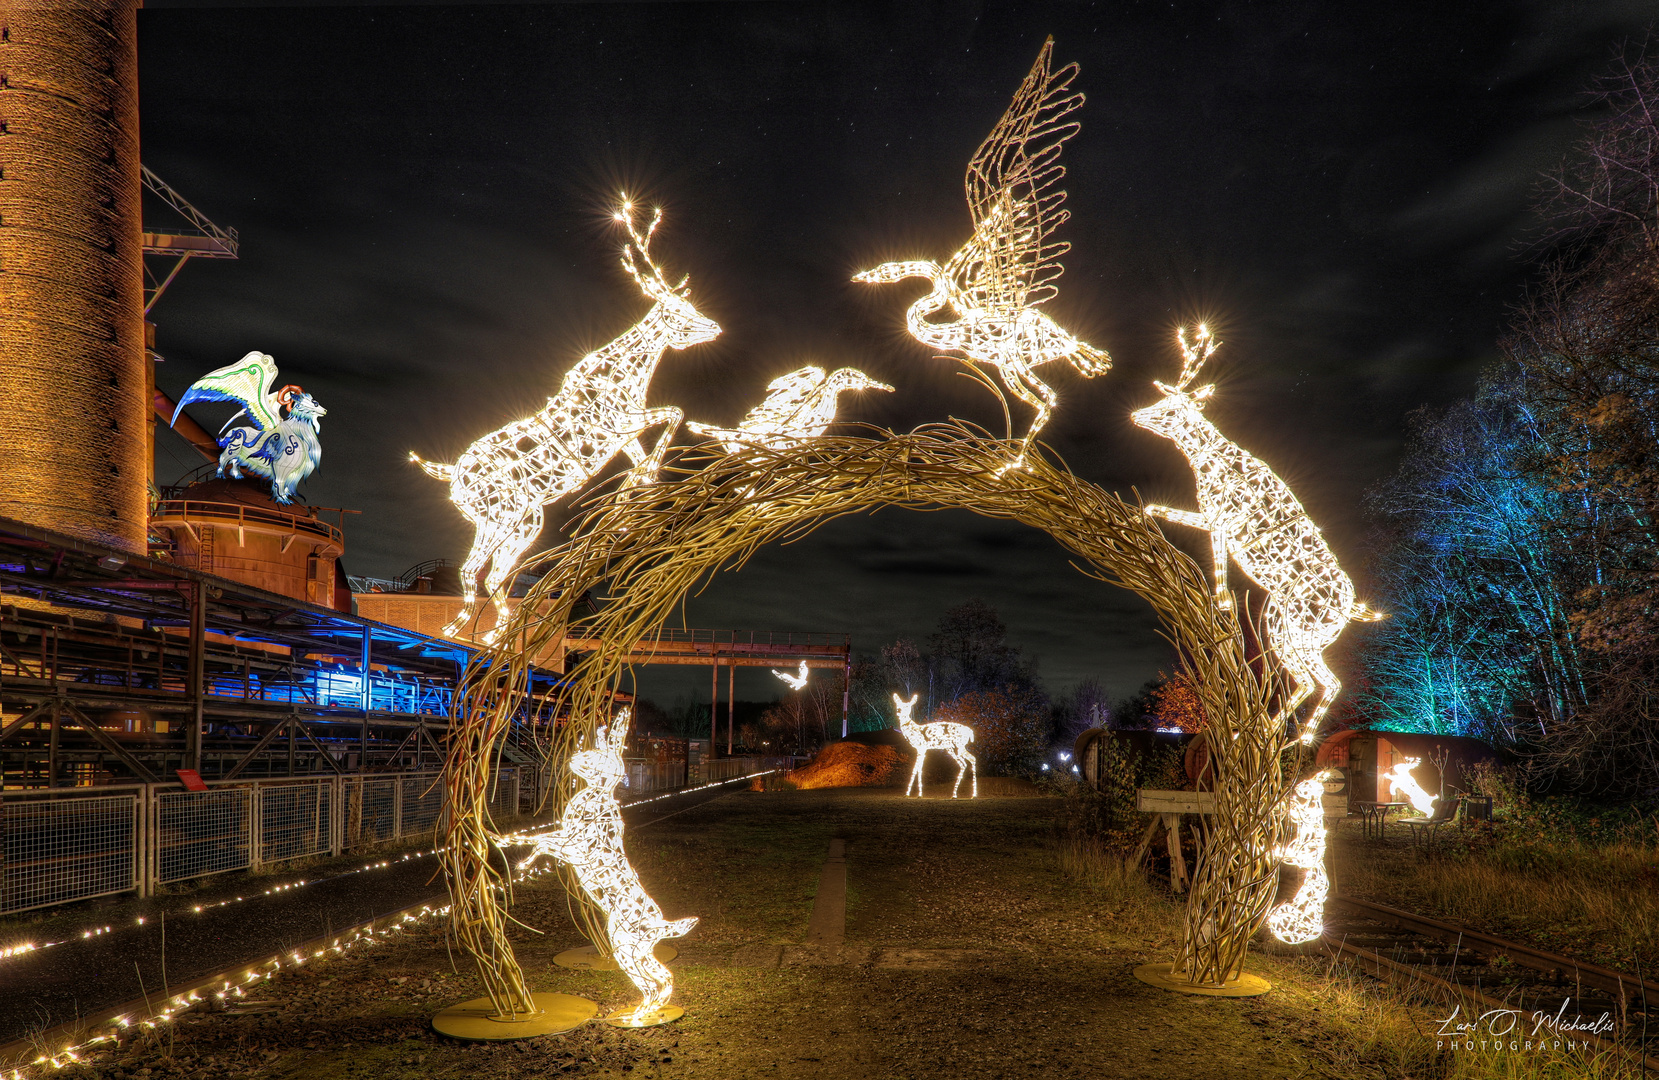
[1174,323,1221,389]
[615,196,671,298]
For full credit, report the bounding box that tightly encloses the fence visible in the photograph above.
[0,768,517,915]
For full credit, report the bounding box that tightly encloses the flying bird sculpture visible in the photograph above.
[688,365,892,454]
[170,351,326,505]
[855,38,1108,472]
[771,661,809,691]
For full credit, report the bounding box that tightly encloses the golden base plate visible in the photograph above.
[604,1004,685,1028]
[553,942,678,970]
[1132,962,1272,997]
[431,992,597,1040]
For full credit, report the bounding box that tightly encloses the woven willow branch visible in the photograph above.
[443,421,1295,1010]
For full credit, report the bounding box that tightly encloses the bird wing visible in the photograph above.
[953,37,1084,317]
[171,351,283,435]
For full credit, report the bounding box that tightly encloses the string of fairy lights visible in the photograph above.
[0,773,772,975]
[5,768,777,1076]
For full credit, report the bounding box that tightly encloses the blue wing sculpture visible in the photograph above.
[170,351,326,505]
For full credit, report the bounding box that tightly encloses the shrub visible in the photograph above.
[786,742,903,789]
[933,686,1048,776]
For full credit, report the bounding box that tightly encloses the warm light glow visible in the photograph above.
[771,660,809,691]
[855,39,1108,473]
[170,351,326,505]
[1266,772,1333,944]
[689,365,892,454]
[1384,757,1438,816]
[516,711,696,1024]
[894,692,978,799]
[1131,325,1384,744]
[412,199,721,641]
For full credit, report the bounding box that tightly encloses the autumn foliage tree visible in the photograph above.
[931,686,1048,776]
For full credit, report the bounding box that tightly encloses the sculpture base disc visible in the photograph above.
[1132,963,1271,997]
[554,942,679,970]
[604,1004,685,1028]
[432,993,597,1040]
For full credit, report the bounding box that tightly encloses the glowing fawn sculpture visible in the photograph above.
[1130,325,1383,744]
[1265,772,1333,944]
[412,200,721,641]
[894,692,977,799]
[517,711,697,1026]
[1384,757,1438,816]
[689,366,892,454]
[855,38,1108,472]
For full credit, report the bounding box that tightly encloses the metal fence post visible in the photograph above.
[393,775,404,841]
[249,781,262,871]
[331,774,343,857]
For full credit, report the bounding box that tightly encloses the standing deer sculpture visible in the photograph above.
[894,692,977,799]
[411,200,721,641]
[1130,325,1383,745]
[517,711,697,1026]
[855,38,1109,474]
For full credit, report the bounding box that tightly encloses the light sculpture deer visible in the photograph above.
[1265,772,1333,944]
[1383,757,1438,817]
[1130,325,1383,745]
[517,710,697,1026]
[411,199,721,641]
[855,38,1108,473]
[689,365,891,455]
[894,692,977,799]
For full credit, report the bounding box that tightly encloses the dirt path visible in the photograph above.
[34,789,1381,1080]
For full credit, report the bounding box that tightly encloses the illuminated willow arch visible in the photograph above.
[443,422,1296,1019]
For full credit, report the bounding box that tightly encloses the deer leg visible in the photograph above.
[1207,526,1234,610]
[619,407,684,489]
[478,507,544,645]
[443,525,498,638]
[1299,652,1342,744]
[1265,604,1316,733]
[1145,506,1210,530]
[907,750,925,797]
[963,744,977,798]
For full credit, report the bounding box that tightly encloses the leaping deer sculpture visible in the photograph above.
[1130,325,1383,745]
[895,692,977,799]
[411,200,721,641]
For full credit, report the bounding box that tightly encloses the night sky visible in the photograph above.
[138,1,1653,708]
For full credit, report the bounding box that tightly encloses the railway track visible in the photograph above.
[1325,893,1659,1068]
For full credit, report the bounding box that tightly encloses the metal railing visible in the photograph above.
[644,628,850,651]
[150,499,345,548]
[0,768,518,915]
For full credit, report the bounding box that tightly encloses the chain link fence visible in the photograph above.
[0,767,518,914]
[0,791,137,913]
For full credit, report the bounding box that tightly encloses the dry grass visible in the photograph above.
[1332,831,1659,974]
[785,742,904,789]
[1051,832,1171,927]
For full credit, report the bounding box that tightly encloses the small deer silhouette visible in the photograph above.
[520,711,696,1024]
[894,692,977,799]
[412,200,721,641]
[1383,757,1438,817]
[1130,325,1383,744]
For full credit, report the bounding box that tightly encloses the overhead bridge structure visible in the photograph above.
[0,515,563,790]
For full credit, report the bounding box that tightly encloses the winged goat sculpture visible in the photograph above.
[170,351,326,505]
